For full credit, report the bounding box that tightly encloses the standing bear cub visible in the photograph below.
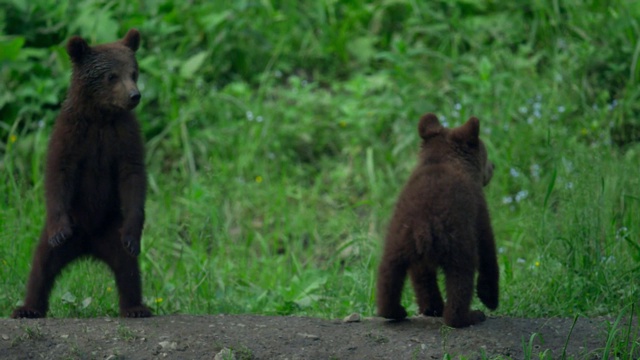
[376,113,499,328]
[12,29,151,318]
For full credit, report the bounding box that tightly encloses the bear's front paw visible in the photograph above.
[47,215,73,247]
[11,306,44,319]
[121,234,140,257]
[477,275,499,310]
[121,305,152,318]
[378,305,408,320]
[48,226,73,247]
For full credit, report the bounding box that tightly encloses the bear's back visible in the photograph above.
[390,161,483,260]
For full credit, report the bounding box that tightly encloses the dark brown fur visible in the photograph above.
[376,113,499,328]
[12,29,151,318]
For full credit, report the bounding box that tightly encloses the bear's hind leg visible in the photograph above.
[409,263,443,317]
[442,265,485,328]
[93,225,151,318]
[12,230,82,318]
[376,249,409,320]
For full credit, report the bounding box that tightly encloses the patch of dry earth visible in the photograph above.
[0,314,633,359]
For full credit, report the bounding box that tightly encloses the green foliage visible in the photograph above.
[1,5,639,357]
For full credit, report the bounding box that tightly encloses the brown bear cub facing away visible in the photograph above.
[376,113,499,328]
[12,29,151,318]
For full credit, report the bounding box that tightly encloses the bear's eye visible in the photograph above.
[107,73,118,82]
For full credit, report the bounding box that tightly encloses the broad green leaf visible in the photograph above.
[0,37,25,61]
[61,292,77,304]
[180,51,209,79]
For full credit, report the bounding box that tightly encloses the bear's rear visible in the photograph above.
[376,113,499,328]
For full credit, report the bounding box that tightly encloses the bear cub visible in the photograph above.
[376,113,499,328]
[12,29,151,318]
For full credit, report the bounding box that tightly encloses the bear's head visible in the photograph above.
[66,29,141,112]
[418,113,494,186]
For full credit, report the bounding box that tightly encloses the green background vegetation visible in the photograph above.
[1,0,639,342]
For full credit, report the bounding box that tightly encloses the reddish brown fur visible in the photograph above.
[376,113,499,328]
[12,29,151,319]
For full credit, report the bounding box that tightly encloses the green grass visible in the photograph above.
[1,0,640,357]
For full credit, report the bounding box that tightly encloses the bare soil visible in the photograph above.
[0,314,632,359]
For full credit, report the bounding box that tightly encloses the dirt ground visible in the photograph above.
[0,314,635,359]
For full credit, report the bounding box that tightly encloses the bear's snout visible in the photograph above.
[483,161,494,186]
[128,90,141,108]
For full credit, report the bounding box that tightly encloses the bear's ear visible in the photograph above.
[451,116,480,146]
[122,29,140,52]
[67,36,91,63]
[418,113,443,140]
